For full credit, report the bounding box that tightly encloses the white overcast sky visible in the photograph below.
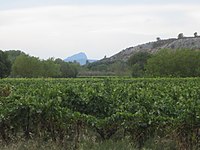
[0,0,200,60]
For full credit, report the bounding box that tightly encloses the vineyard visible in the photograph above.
[1,78,200,149]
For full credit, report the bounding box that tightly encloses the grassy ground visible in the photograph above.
[0,137,177,150]
[1,139,135,150]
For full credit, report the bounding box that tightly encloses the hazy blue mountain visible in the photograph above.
[64,52,97,65]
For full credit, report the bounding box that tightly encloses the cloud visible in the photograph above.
[0,4,200,59]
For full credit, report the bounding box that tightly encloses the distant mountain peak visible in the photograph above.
[64,52,97,65]
[67,52,87,59]
[75,52,87,57]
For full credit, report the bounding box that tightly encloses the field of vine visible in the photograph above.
[1,78,200,149]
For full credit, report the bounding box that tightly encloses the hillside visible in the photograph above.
[100,36,200,63]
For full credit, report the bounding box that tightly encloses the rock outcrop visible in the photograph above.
[101,37,200,63]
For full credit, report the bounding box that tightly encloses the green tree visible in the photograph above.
[156,37,161,41]
[5,50,25,64]
[0,50,11,78]
[11,54,43,77]
[109,61,130,76]
[178,33,184,39]
[145,49,200,77]
[55,59,79,78]
[194,32,198,37]
[41,58,61,78]
[128,51,151,77]
[12,56,62,78]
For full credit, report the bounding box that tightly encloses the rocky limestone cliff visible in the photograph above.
[101,37,200,63]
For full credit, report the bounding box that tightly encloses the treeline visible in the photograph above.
[2,49,200,78]
[128,49,200,77]
[0,50,79,78]
[85,60,130,76]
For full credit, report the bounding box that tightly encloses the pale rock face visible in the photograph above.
[101,37,200,63]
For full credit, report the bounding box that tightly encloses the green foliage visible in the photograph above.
[0,84,12,97]
[42,58,61,78]
[2,50,80,78]
[109,61,130,75]
[11,54,43,77]
[5,50,25,64]
[178,33,184,39]
[55,58,79,78]
[86,61,130,76]
[1,78,200,149]
[130,63,144,77]
[128,51,151,77]
[87,62,109,72]
[11,55,79,78]
[0,50,11,78]
[146,49,200,77]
